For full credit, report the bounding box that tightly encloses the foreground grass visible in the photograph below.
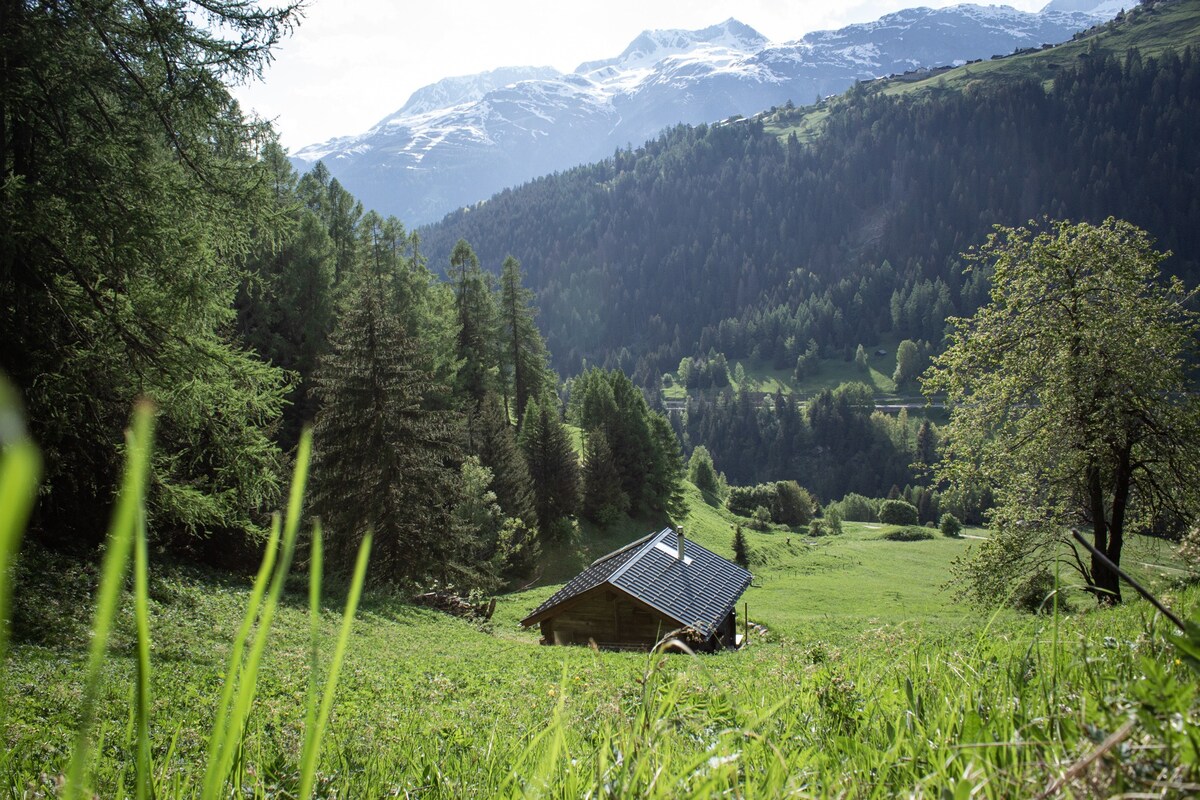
[1,400,1197,797]
[5,501,1198,796]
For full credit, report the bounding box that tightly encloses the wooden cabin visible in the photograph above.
[521,528,752,651]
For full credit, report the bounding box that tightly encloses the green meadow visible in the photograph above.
[4,466,1197,798]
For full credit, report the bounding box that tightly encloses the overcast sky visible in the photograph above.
[232,0,1048,150]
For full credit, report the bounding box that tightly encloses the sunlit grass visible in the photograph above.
[1,389,1197,796]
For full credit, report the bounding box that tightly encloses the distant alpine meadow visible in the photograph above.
[2,411,1197,798]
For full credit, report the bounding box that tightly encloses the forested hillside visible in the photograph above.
[0,0,686,582]
[421,0,1200,386]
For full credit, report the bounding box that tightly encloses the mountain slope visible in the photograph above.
[293,5,1113,224]
[416,0,1199,381]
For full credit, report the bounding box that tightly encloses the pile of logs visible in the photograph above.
[411,590,496,621]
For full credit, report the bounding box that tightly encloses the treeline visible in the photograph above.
[421,42,1200,385]
[675,383,938,502]
[0,0,687,589]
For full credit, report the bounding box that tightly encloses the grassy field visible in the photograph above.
[4,468,1198,798]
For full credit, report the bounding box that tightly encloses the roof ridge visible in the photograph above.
[607,527,675,584]
[588,529,659,567]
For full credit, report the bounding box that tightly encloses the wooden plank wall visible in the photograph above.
[541,588,671,649]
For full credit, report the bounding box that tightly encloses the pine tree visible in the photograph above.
[519,396,580,544]
[310,274,466,582]
[582,427,627,525]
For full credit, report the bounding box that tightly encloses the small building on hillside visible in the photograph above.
[521,528,752,651]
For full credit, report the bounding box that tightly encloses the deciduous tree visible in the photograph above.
[923,218,1200,604]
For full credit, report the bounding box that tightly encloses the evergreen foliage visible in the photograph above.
[422,44,1200,387]
[468,393,538,530]
[581,428,627,526]
[450,239,498,406]
[732,525,750,568]
[518,396,580,544]
[310,274,466,583]
[498,256,552,429]
[0,0,305,546]
[236,143,337,451]
[571,368,685,518]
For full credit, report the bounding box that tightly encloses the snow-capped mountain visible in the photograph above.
[293,4,1122,225]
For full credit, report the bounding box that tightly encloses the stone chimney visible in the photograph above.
[676,527,685,561]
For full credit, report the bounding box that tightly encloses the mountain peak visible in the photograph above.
[395,65,563,118]
[293,4,1113,224]
[575,18,767,75]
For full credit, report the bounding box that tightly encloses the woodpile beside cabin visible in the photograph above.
[521,528,752,651]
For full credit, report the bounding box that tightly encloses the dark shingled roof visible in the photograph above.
[521,528,752,636]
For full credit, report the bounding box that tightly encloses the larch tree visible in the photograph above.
[449,240,498,408]
[923,218,1200,605]
[0,0,299,545]
[498,255,552,430]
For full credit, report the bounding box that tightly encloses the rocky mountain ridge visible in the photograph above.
[293,4,1121,224]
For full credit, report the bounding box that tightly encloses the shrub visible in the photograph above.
[828,493,878,522]
[882,526,934,541]
[772,480,815,526]
[940,513,963,538]
[727,484,776,518]
[879,499,919,526]
[687,446,721,498]
[824,508,843,535]
[809,519,826,537]
[727,481,815,526]
[750,506,772,531]
[1012,569,1074,614]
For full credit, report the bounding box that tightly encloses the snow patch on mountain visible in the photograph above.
[293,4,1123,224]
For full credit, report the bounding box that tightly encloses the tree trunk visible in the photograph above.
[1086,463,1122,604]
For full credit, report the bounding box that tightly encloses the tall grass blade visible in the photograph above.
[0,377,42,707]
[133,508,153,800]
[65,401,155,800]
[297,529,371,799]
[304,520,323,756]
[199,515,280,799]
[201,428,311,799]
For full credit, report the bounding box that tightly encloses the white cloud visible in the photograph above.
[232,0,1046,150]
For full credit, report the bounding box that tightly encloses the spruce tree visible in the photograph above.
[311,274,466,582]
[450,239,498,406]
[582,427,627,525]
[732,525,750,568]
[646,413,687,520]
[519,396,580,543]
[470,392,538,529]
